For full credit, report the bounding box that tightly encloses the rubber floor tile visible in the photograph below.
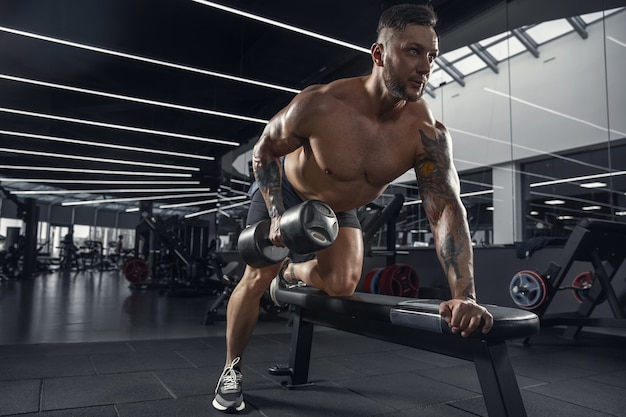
[41,372,172,411]
[0,380,40,416]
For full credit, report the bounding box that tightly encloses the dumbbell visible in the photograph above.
[238,200,339,268]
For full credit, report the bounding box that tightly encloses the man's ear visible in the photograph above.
[371,42,384,66]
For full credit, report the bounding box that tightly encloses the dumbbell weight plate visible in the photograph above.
[280,200,338,254]
[238,220,289,268]
[509,270,547,310]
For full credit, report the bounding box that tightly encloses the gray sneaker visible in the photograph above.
[212,357,245,413]
[269,258,306,306]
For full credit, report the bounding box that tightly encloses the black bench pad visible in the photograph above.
[275,286,539,341]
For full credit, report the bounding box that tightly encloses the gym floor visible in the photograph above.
[1,270,625,417]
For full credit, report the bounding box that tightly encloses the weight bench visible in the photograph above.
[270,286,539,417]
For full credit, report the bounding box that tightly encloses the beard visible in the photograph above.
[382,61,423,102]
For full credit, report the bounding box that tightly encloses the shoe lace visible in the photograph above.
[218,357,241,392]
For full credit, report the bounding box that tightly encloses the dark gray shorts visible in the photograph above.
[246,167,361,230]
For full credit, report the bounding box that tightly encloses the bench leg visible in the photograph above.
[471,340,527,417]
[285,306,315,388]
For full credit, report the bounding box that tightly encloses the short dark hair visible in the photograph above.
[377,3,438,36]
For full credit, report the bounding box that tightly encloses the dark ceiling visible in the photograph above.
[0,0,621,216]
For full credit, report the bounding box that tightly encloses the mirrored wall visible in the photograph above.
[373,3,625,248]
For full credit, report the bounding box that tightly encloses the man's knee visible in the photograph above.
[323,268,361,297]
[236,265,278,298]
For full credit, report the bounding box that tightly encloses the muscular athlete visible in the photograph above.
[213,4,494,413]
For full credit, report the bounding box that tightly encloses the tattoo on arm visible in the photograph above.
[441,235,463,279]
[254,158,284,218]
[416,129,476,301]
[415,129,453,220]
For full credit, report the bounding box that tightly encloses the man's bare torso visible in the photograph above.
[284,76,438,213]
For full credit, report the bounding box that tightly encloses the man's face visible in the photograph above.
[380,24,439,102]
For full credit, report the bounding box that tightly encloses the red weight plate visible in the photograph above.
[361,268,381,293]
[380,264,419,297]
[572,272,593,303]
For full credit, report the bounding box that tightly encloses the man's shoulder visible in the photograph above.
[295,78,363,112]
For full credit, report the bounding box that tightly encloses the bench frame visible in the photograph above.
[276,292,534,417]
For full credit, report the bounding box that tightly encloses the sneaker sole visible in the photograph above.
[269,276,285,307]
[212,397,245,412]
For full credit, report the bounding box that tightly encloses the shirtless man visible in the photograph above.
[213,4,494,413]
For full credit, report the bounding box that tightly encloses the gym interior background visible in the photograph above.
[1,1,626,416]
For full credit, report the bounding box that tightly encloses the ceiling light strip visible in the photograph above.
[159,194,247,209]
[0,74,267,126]
[449,127,615,173]
[159,198,219,209]
[0,25,300,94]
[192,0,370,54]
[0,178,199,185]
[0,129,214,161]
[0,107,243,145]
[403,189,494,206]
[61,192,217,207]
[0,147,198,171]
[185,199,250,218]
[530,170,626,187]
[0,165,190,177]
[607,36,626,48]
[11,187,212,195]
[484,88,626,137]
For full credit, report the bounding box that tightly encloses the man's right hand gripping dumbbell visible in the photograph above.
[238,200,338,268]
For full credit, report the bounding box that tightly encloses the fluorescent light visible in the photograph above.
[544,199,565,205]
[0,178,199,185]
[2,131,215,164]
[530,211,539,215]
[486,206,494,211]
[403,189,494,206]
[0,26,299,94]
[484,88,626,137]
[0,130,215,161]
[192,0,370,54]
[557,215,574,220]
[0,107,243,145]
[62,192,216,207]
[582,205,602,211]
[126,207,140,213]
[580,182,606,188]
[607,36,626,48]
[185,200,250,218]
[616,211,626,216]
[11,188,212,195]
[0,74,268,125]
[0,165,190,177]
[159,198,219,209]
[0,147,198,171]
[230,178,251,186]
[460,190,494,197]
[530,171,626,187]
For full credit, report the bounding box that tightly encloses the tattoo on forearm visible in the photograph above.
[254,158,284,218]
[441,235,463,279]
[461,283,476,301]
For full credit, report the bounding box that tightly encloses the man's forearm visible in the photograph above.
[435,207,476,301]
